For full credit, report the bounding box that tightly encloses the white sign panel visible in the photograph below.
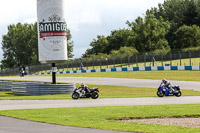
[52,67,58,72]
[37,0,68,63]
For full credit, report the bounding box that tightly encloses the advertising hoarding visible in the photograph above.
[37,0,67,63]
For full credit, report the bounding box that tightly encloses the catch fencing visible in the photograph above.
[0,51,199,76]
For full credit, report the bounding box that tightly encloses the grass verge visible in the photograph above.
[37,58,200,73]
[54,71,200,81]
[4,70,200,81]
[0,104,199,133]
[1,84,200,100]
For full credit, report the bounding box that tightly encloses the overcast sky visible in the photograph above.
[0,0,165,61]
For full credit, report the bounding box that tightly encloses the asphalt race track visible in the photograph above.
[0,76,200,133]
[1,96,200,110]
[1,76,200,91]
[0,116,130,133]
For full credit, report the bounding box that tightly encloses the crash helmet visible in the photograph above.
[162,78,166,83]
[81,83,85,87]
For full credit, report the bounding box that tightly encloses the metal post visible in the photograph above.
[113,58,115,68]
[170,52,172,66]
[136,54,138,67]
[152,54,154,67]
[100,57,102,69]
[179,51,182,66]
[86,59,88,70]
[189,51,191,66]
[52,63,56,84]
[93,59,94,69]
[76,60,78,70]
[121,58,122,68]
[66,61,68,71]
[72,60,74,71]
[80,58,83,70]
[128,56,130,67]
[106,57,108,68]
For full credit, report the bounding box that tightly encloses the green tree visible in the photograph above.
[173,25,200,49]
[1,22,74,69]
[66,29,74,58]
[107,29,136,52]
[83,35,109,57]
[148,0,200,48]
[127,13,170,53]
[1,23,39,68]
[109,46,138,58]
[83,29,135,57]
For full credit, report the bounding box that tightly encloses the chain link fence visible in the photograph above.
[0,51,199,76]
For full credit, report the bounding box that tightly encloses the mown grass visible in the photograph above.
[36,57,200,74]
[55,70,200,81]
[1,84,200,100]
[0,104,199,133]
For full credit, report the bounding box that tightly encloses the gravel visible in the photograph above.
[121,117,200,127]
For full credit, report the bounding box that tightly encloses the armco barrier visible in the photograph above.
[0,80,13,91]
[0,80,75,95]
[12,82,75,95]
[36,66,200,75]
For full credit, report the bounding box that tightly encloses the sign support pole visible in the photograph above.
[52,63,56,84]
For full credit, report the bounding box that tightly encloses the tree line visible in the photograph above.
[1,0,200,69]
[1,22,74,69]
[83,0,200,58]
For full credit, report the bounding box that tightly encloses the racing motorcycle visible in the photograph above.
[157,85,182,97]
[72,87,99,99]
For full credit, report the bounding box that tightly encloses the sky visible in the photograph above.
[0,0,165,61]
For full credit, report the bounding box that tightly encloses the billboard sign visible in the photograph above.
[37,0,67,63]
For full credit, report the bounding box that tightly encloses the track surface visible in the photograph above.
[1,76,200,91]
[0,116,129,133]
[1,96,200,110]
[0,76,199,133]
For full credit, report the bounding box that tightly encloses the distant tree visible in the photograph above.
[109,46,138,58]
[1,22,74,69]
[82,35,109,57]
[148,0,200,48]
[173,25,200,49]
[82,0,200,58]
[83,29,135,57]
[1,23,39,68]
[106,29,136,52]
[127,13,170,53]
[66,29,74,58]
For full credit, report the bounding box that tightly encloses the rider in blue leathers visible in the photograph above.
[161,79,173,93]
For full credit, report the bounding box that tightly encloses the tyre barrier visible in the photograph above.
[0,80,75,95]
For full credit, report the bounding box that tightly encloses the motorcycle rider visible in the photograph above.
[161,78,173,93]
[78,83,90,97]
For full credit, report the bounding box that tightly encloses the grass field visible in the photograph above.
[37,57,200,74]
[55,70,200,81]
[0,71,200,132]
[1,84,200,100]
[7,70,200,81]
[0,104,199,133]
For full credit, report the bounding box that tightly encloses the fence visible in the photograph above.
[0,51,199,76]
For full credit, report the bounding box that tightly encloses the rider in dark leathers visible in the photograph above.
[78,83,90,96]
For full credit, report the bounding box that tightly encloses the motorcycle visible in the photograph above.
[72,87,99,99]
[157,85,182,97]
[19,71,24,77]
